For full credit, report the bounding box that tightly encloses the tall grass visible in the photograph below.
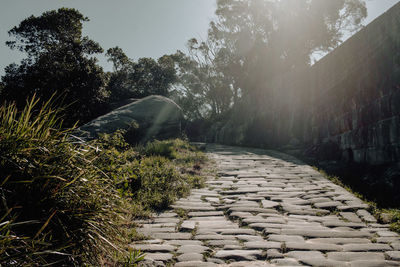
[0,96,209,265]
[0,96,128,265]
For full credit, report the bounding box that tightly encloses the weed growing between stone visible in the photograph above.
[0,96,207,266]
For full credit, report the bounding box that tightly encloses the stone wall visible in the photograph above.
[304,2,400,164]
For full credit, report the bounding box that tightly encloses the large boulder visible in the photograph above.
[76,95,183,142]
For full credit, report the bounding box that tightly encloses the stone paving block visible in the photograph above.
[195,234,236,240]
[340,212,363,223]
[214,249,263,261]
[144,253,173,261]
[386,251,400,261]
[165,240,203,246]
[228,207,278,214]
[314,201,343,209]
[244,218,276,225]
[171,205,216,211]
[137,227,177,235]
[206,197,220,203]
[337,204,369,210]
[285,241,342,251]
[348,260,400,267]
[282,207,329,216]
[207,257,225,264]
[391,242,400,250]
[152,233,192,240]
[175,261,217,267]
[135,239,164,244]
[322,221,365,228]
[369,223,391,228]
[264,217,286,224]
[281,229,372,238]
[376,237,399,243]
[197,220,237,229]
[196,229,219,235]
[265,228,293,235]
[266,249,283,259]
[305,197,331,203]
[356,209,377,223]
[308,238,371,244]
[248,223,284,231]
[188,211,224,217]
[243,241,281,249]
[235,235,264,242]
[219,229,256,235]
[129,244,175,252]
[326,252,385,261]
[223,245,243,250]
[279,199,311,205]
[207,240,240,246]
[152,218,180,223]
[334,195,359,201]
[268,234,305,242]
[224,261,278,266]
[141,223,177,228]
[270,258,303,266]
[299,258,349,267]
[191,216,231,222]
[377,231,399,237]
[177,245,209,254]
[285,250,325,260]
[342,243,391,251]
[156,212,178,218]
[177,253,204,262]
[180,221,196,231]
[261,200,279,208]
[229,211,253,220]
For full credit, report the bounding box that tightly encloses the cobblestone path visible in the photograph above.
[132,144,400,266]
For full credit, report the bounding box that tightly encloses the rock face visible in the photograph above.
[76,95,183,142]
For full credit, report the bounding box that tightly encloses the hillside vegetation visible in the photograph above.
[0,96,207,266]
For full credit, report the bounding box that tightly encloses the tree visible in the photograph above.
[171,40,233,121]
[106,46,131,72]
[178,0,367,115]
[0,8,107,126]
[105,47,177,103]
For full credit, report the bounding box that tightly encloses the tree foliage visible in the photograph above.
[175,0,367,120]
[106,47,177,103]
[171,40,233,120]
[0,8,107,126]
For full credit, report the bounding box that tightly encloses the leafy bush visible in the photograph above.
[0,97,129,266]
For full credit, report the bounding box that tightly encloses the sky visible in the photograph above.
[0,0,399,76]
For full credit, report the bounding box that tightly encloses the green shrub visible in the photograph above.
[141,138,206,163]
[142,139,178,159]
[131,156,191,210]
[0,97,129,266]
[94,134,206,213]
